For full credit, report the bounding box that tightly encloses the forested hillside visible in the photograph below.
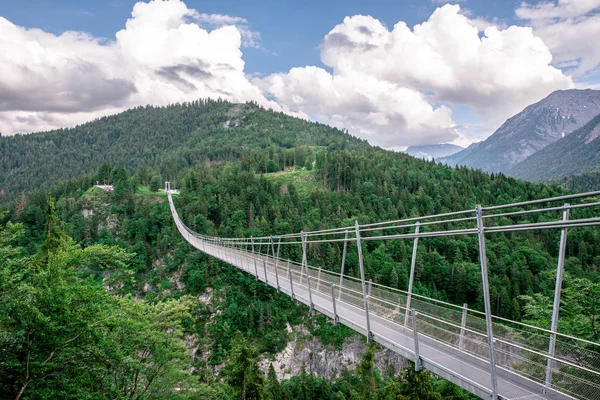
[0,99,365,204]
[2,101,599,399]
[554,170,600,192]
[509,113,600,180]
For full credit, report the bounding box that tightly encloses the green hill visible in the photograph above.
[0,99,365,204]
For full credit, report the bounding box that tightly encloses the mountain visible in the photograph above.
[441,89,600,173]
[404,143,463,160]
[509,113,600,180]
[0,99,365,203]
[439,141,481,165]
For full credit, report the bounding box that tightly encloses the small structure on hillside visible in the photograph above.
[95,181,114,192]
[160,188,181,194]
[162,181,181,194]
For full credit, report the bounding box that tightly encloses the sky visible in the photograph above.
[1,0,599,149]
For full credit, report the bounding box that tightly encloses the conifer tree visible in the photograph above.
[265,363,282,400]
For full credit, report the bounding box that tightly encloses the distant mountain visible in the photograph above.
[509,113,600,181]
[439,141,481,166]
[442,89,600,173]
[404,143,463,160]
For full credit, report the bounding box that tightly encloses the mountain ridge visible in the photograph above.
[404,143,463,160]
[0,99,366,203]
[509,112,600,180]
[441,89,600,174]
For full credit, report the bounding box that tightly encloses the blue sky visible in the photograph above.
[1,0,519,75]
[1,0,599,148]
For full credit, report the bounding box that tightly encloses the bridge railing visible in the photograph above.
[166,183,600,400]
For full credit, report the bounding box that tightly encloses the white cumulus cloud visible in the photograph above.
[0,0,276,135]
[0,1,580,149]
[257,4,572,147]
[516,0,600,77]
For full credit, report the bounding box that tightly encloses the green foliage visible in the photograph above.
[382,364,442,400]
[353,343,382,400]
[305,314,354,350]
[0,207,194,399]
[0,99,364,203]
[521,274,600,340]
[225,335,265,400]
[265,364,282,400]
[553,170,600,192]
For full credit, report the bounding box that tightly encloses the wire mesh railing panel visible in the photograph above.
[338,286,367,311]
[368,296,407,325]
[551,361,600,400]
[415,316,463,350]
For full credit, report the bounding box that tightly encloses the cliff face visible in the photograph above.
[258,325,408,380]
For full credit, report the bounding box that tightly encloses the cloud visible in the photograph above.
[516,0,600,76]
[257,5,572,147]
[0,1,579,149]
[193,11,262,48]
[0,0,276,135]
[516,0,600,19]
[256,67,459,148]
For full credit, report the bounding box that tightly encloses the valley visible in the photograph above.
[2,100,600,399]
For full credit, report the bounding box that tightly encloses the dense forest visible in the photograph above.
[1,100,599,399]
[0,99,365,204]
[553,170,600,192]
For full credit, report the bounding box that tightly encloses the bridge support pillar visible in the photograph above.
[459,303,468,350]
[546,204,570,390]
[270,236,281,293]
[307,275,314,312]
[317,267,322,292]
[274,258,280,293]
[411,309,422,371]
[288,268,295,300]
[355,220,372,343]
[263,260,268,285]
[301,232,308,286]
[330,283,338,324]
[254,260,258,281]
[405,222,420,327]
[338,230,349,300]
[476,205,498,400]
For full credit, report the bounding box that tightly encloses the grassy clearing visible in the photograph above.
[262,167,320,195]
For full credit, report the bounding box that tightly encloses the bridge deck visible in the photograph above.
[194,238,572,400]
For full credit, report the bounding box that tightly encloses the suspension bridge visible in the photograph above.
[166,182,600,400]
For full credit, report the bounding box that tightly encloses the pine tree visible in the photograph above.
[42,195,65,256]
[355,343,381,400]
[265,363,282,400]
[226,335,264,400]
[390,267,399,289]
